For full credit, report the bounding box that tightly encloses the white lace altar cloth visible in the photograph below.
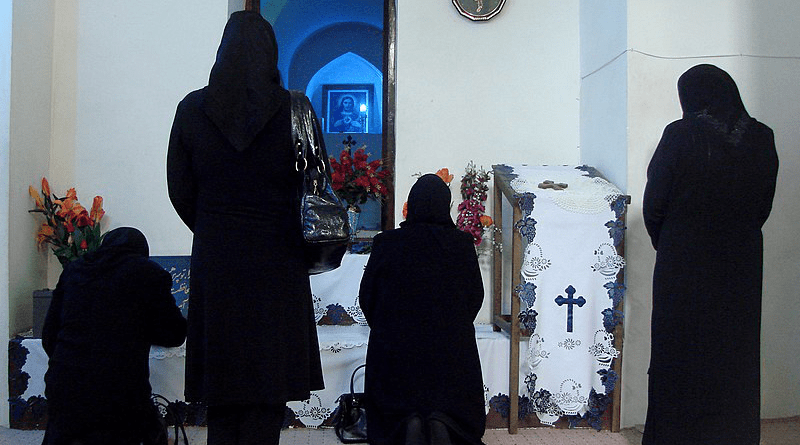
[150,253,371,327]
[499,164,624,425]
[16,326,532,428]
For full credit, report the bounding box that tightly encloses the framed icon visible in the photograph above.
[323,85,373,134]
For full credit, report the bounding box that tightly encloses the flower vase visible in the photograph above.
[347,205,361,242]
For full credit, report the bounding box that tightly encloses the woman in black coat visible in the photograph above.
[167,11,324,444]
[643,64,778,444]
[359,174,486,445]
[42,227,187,445]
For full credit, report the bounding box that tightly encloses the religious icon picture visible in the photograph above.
[323,85,371,134]
[452,0,507,21]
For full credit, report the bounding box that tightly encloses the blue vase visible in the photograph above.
[347,205,361,241]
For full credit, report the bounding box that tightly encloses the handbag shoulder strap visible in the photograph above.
[289,90,311,173]
[289,90,332,191]
[350,364,366,395]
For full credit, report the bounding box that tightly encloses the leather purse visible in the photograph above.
[333,364,368,443]
[289,91,350,275]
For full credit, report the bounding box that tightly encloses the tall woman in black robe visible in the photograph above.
[359,174,486,445]
[167,11,323,445]
[643,64,778,444]
[42,227,187,444]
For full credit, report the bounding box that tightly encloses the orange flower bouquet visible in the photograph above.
[329,142,391,209]
[29,177,106,266]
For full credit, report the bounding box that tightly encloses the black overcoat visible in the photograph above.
[167,12,323,406]
[359,175,486,445]
[642,65,778,444]
[42,228,187,444]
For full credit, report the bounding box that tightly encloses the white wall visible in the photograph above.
[625,0,800,425]
[61,0,227,261]
[579,0,627,191]
[8,0,54,336]
[0,0,12,428]
[395,1,580,207]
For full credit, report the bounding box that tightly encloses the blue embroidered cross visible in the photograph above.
[555,285,586,333]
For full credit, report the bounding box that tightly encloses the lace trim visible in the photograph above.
[150,343,186,359]
[510,175,621,215]
[316,325,370,352]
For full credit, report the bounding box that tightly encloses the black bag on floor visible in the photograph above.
[147,393,188,445]
[333,364,368,443]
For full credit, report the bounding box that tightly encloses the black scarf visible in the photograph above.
[401,174,455,229]
[71,227,150,285]
[203,11,286,152]
[677,64,753,145]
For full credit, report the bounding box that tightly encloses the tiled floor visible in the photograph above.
[1,417,798,444]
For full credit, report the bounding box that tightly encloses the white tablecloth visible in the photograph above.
[496,164,625,426]
[15,326,530,428]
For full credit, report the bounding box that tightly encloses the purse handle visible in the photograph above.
[289,90,330,194]
[350,364,367,396]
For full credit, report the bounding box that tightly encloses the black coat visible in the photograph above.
[42,228,187,444]
[642,65,778,444]
[359,175,486,445]
[167,12,323,406]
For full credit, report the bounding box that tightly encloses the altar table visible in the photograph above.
[491,165,628,433]
[10,254,537,430]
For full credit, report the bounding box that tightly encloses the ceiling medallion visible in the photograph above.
[452,0,507,21]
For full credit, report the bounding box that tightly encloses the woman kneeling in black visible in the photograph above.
[42,227,187,445]
[359,174,486,445]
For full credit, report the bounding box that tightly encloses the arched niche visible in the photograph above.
[305,52,383,134]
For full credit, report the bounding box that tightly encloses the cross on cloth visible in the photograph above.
[555,285,586,332]
[537,180,568,190]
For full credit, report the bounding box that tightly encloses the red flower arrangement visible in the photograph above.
[457,162,493,246]
[29,177,106,266]
[330,144,391,208]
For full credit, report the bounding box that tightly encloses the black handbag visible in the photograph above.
[333,364,368,443]
[289,90,350,275]
[147,394,188,445]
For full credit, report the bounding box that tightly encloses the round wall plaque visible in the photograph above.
[452,0,507,21]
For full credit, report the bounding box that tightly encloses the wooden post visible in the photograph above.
[508,204,522,434]
[610,201,629,432]
[491,175,503,331]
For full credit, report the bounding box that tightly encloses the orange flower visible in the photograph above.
[480,215,494,227]
[35,224,55,246]
[90,196,105,223]
[41,177,51,197]
[29,186,44,209]
[55,198,75,219]
[65,188,77,200]
[79,239,88,250]
[75,209,92,228]
[435,168,454,184]
[402,201,408,219]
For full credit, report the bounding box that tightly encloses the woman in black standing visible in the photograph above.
[167,11,324,445]
[42,227,187,444]
[643,64,778,444]
[359,174,486,445]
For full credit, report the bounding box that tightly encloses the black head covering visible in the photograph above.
[97,227,149,258]
[401,174,455,228]
[76,227,150,280]
[203,11,285,152]
[678,64,752,143]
